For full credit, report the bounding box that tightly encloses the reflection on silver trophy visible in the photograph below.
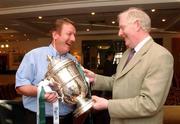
[45,55,92,117]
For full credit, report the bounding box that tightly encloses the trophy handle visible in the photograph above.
[75,63,92,98]
[58,88,65,103]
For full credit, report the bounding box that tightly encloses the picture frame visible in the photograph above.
[8,52,24,70]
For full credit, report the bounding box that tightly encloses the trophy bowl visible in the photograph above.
[45,55,92,117]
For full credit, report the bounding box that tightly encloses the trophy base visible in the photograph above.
[73,99,92,117]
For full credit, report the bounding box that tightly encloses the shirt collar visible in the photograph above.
[49,44,66,58]
[134,36,151,53]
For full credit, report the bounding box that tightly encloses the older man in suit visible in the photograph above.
[84,7,174,124]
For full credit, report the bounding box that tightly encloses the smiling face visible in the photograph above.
[118,8,152,49]
[52,23,76,54]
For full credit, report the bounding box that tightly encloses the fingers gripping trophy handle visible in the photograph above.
[45,78,65,102]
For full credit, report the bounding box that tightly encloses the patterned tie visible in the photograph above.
[123,49,135,68]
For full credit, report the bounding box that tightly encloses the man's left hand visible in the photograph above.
[92,95,108,110]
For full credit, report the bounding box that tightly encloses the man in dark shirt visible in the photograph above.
[103,51,116,76]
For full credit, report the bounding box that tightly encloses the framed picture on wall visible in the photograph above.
[8,52,24,70]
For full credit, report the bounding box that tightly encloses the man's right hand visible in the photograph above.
[44,92,58,103]
[83,69,96,83]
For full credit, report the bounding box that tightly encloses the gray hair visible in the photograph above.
[118,7,151,32]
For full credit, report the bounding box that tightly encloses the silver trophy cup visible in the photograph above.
[45,55,92,117]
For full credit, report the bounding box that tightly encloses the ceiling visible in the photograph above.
[0,0,180,42]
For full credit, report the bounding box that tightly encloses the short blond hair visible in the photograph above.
[118,7,151,32]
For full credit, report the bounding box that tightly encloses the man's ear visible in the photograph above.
[52,31,59,40]
[134,20,141,31]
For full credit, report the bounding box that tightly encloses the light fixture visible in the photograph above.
[112,21,116,24]
[1,44,5,48]
[4,27,8,30]
[151,9,156,12]
[162,19,166,22]
[38,16,43,19]
[91,12,95,16]
[5,44,9,48]
[86,28,90,32]
[97,45,110,50]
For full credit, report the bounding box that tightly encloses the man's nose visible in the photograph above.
[71,35,76,42]
[118,29,123,36]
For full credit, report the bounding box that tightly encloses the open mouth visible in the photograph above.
[66,42,72,48]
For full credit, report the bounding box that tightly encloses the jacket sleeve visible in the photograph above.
[92,74,116,91]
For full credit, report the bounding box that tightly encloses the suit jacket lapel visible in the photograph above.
[116,38,154,78]
[117,49,130,72]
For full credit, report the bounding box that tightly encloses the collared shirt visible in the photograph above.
[16,44,77,116]
[134,36,151,53]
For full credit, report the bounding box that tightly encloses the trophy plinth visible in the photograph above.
[45,55,92,117]
[74,96,92,117]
